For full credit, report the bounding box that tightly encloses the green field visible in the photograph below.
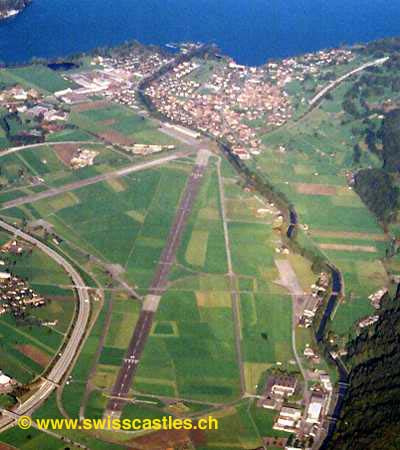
[4,163,190,290]
[0,66,76,93]
[135,289,241,402]
[176,164,228,274]
[255,99,389,337]
[71,102,179,146]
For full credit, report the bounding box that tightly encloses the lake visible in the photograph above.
[0,0,399,65]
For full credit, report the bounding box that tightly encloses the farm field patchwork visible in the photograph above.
[70,101,180,146]
[257,105,388,337]
[3,162,191,291]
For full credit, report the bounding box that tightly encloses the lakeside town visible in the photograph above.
[57,45,354,160]
[0,42,355,164]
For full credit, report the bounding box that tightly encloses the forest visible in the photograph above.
[327,295,400,450]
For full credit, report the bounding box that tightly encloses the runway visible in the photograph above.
[104,149,210,418]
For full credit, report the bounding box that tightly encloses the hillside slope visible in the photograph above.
[326,296,400,450]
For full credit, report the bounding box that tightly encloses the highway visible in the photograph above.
[0,220,91,431]
[1,152,189,210]
[104,149,211,418]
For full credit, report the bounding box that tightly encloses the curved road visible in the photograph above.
[309,57,389,107]
[0,219,91,430]
[0,141,98,158]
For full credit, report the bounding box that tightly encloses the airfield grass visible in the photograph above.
[85,389,107,419]
[12,163,190,291]
[104,295,141,349]
[134,158,299,404]
[177,163,228,274]
[134,289,241,403]
[0,143,130,200]
[202,400,287,449]
[240,292,293,364]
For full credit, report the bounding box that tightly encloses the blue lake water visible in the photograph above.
[0,0,399,66]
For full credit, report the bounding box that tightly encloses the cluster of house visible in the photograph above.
[70,148,99,169]
[23,104,68,123]
[144,48,355,160]
[368,287,388,309]
[299,272,330,327]
[145,58,276,158]
[265,48,354,88]
[358,314,379,329]
[259,371,330,443]
[0,240,47,318]
[303,345,321,365]
[125,144,175,156]
[0,86,40,104]
[305,389,329,438]
[352,287,388,330]
[55,68,132,105]
[259,373,298,411]
[1,239,27,256]
[57,48,172,108]
[0,271,45,317]
[0,85,69,136]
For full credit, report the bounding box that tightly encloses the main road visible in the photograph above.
[104,149,211,419]
[0,219,91,431]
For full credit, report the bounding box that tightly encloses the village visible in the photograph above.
[57,44,174,108]
[0,239,46,319]
[144,48,355,160]
[0,84,70,143]
[0,238,51,395]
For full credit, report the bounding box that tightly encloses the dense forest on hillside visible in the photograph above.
[326,296,400,450]
[383,109,400,172]
[354,168,399,223]
[338,38,400,225]
[353,109,400,224]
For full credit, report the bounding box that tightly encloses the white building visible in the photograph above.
[0,371,11,386]
[306,393,325,424]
